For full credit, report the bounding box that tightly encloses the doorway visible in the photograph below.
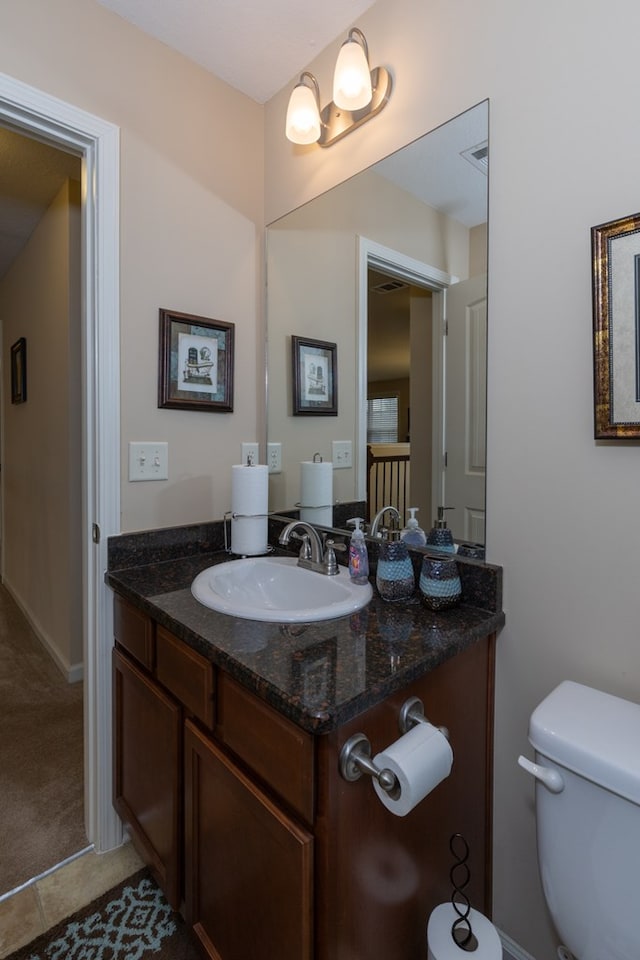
[357,236,454,528]
[0,71,121,857]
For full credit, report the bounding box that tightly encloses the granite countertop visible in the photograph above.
[106,521,504,735]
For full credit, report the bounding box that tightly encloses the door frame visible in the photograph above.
[356,236,456,511]
[0,72,122,851]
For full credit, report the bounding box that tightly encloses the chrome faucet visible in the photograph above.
[370,505,401,539]
[278,520,343,575]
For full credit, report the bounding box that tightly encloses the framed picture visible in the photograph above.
[592,212,640,438]
[292,335,337,415]
[158,309,234,412]
[10,337,27,404]
[291,638,337,711]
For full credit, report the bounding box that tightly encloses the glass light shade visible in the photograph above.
[285,82,321,144]
[333,38,372,110]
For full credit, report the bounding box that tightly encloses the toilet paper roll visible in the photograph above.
[372,722,453,817]
[427,903,502,960]
[231,463,268,556]
[299,460,333,527]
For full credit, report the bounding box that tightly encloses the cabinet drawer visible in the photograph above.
[156,626,215,730]
[218,674,314,824]
[114,596,154,670]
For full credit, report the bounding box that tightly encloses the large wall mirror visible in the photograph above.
[266,100,488,544]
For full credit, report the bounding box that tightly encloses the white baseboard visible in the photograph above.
[3,578,84,683]
[498,928,538,960]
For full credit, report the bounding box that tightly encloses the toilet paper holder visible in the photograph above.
[339,697,449,793]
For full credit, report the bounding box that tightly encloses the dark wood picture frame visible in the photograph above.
[10,337,27,404]
[592,211,640,438]
[158,309,234,412]
[292,335,337,416]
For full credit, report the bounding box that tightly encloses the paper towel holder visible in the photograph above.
[223,509,272,555]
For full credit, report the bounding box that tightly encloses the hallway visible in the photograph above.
[0,583,86,897]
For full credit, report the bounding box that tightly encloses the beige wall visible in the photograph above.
[0,180,82,678]
[0,0,264,532]
[265,1,640,957]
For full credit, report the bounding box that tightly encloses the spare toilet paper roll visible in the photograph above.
[300,459,333,527]
[231,463,268,556]
[427,902,502,960]
[372,722,453,817]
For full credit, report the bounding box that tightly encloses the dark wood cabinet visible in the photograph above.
[113,646,182,908]
[184,719,314,960]
[112,593,495,960]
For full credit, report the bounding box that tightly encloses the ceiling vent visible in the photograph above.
[371,278,409,295]
[460,140,488,175]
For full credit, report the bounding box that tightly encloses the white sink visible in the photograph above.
[191,555,372,623]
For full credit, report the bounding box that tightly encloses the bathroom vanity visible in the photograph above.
[107,526,503,960]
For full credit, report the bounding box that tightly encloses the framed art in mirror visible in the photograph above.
[592,212,640,438]
[11,337,26,404]
[292,335,337,416]
[158,308,234,412]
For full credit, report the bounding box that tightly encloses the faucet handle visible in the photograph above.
[291,531,312,560]
[323,538,345,576]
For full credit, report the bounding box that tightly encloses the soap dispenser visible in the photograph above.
[347,518,369,585]
[400,507,427,547]
[426,507,455,553]
[375,529,415,602]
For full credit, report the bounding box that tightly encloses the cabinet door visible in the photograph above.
[113,648,182,909]
[184,719,314,960]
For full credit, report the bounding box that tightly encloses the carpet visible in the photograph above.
[0,583,86,896]
[6,869,200,960]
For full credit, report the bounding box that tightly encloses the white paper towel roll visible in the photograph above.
[231,464,268,556]
[427,903,502,960]
[300,459,333,527]
[372,722,453,817]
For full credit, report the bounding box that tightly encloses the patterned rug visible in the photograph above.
[7,870,200,960]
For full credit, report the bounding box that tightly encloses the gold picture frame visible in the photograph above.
[592,211,640,439]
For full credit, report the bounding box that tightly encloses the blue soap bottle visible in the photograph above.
[376,529,415,602]
[348,518,370,585]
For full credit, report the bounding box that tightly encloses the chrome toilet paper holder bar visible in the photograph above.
[339,697,449,792]
[399,695,449,740]
[339,732,400,795]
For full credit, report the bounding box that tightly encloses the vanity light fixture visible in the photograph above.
[285,27,392,148]
[285,72,322,145]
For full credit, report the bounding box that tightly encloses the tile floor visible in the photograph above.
[0,842,144,959]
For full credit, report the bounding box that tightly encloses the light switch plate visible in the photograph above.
[129,442,168,481]
[332,440,352,469]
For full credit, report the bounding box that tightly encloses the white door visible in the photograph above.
[443,275,487,544]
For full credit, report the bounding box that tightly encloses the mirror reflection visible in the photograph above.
[266,100,488,545]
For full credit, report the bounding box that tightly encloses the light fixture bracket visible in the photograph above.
[317,66,392,147]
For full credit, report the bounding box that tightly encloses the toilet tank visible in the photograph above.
[528,681,640,960]
[529,679,640,805]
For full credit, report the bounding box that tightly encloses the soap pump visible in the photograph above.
[347,518,369,585]
[426,507,455,553]
[376,529,415,602]
[400,507,427,547]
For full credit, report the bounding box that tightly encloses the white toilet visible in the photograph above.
[519,680,640,960]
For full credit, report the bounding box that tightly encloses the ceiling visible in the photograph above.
[95,0,379,104]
